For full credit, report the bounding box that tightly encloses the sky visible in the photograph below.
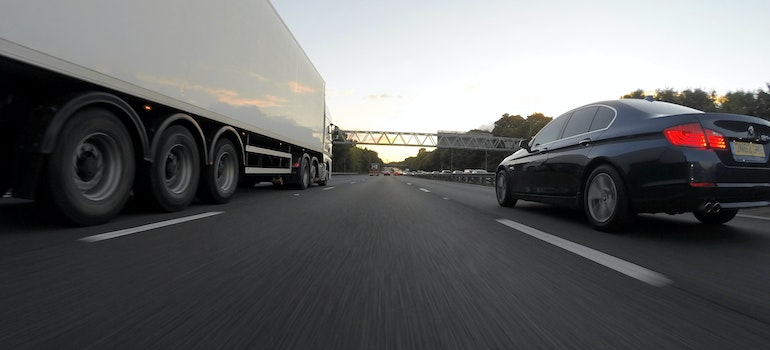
[271,0,770,162]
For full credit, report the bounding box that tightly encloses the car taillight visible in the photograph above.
[664,123,726,150]
[705,129,727,149]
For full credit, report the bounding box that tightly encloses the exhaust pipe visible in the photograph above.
[701,202,721,214]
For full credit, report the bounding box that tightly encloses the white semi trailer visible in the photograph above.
[0,0,332,225]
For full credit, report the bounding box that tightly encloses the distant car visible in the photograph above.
[471,169,489,174]
[441,170,452,174]
[495,99,770,231]
[382,171,391,176]
[452,170,464,174]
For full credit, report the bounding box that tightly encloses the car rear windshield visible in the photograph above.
[623,100,703,116]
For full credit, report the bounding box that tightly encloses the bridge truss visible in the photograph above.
[334,130,523,151]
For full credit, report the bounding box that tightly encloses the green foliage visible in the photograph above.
[491,112,551,139]
[622,84,770,120]
[399,147,510,172]
[332,143,382,173]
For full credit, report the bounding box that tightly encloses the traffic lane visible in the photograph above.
[400,176,770,323]
[2,175,770,348]
[0,175,358,256]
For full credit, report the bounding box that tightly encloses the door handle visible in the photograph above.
[578,138,591,146]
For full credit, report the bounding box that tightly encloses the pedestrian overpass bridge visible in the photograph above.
[333,130,524,151]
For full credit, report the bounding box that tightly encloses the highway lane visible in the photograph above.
[400,175,770,323]
[1,175,769,348]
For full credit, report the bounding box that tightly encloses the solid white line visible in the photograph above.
[419,188,431,193]
[322,186,336,191]
[496,219,673,287]
[79,212,224,243]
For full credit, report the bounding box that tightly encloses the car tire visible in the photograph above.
[47,107,135,225]
[693,208,738,225]
[198,138,238,204]
[496,170,517,207]
[584,165,633,232]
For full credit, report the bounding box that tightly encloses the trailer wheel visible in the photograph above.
[318,163,329,186]
[295,156,310,190]
[198,138,238,203]
[149,125,199,211]
[47,107,134,225]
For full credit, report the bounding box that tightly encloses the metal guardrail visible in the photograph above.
[413,173,496,187]
[332,172,496,186]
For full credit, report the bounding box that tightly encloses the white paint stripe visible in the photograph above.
[322,186,336,191]
[79,212,224,243]
[496,219,673,287]
[419,188,431,193]
[737,214,770,221]
[406,183,412,186]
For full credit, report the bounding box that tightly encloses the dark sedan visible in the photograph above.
[495,98,770,231]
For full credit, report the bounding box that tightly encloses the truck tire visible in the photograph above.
[47,107,135,225]
[318,163,329,186]
[294,156,310,190]
[148,125,199,211]
[198,138,238,203]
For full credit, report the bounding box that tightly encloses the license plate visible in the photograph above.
[732,141,765,157]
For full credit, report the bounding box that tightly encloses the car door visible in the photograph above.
[542,106,615,197]
[511,113,569,195]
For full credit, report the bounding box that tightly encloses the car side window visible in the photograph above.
[590,106,615,131]
[532,113,569,147]
[562,106,599,139]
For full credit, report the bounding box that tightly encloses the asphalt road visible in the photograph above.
[2,175,770,349]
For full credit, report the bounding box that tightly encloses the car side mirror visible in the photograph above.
[519,138,531,152]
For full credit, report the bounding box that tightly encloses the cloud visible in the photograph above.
[136,72,287,108]
[288,81,316,94]
[210,89,285,108]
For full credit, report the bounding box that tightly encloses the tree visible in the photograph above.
[678,88,717,112]
[492,113,525,137]
[756,84,770,120]
[720,90,755,115]
[655,88,678,103]
[621,89,646,99]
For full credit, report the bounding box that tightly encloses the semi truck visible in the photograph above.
[0,0,332,225]
[369,163,380,176]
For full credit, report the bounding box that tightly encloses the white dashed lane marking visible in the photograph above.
[79,212,224,243]
[496,218,673,287]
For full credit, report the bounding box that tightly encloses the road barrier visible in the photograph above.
[415,173,496,187]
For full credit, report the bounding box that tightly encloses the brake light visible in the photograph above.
[705,129,727,149]
[664,123,726,150]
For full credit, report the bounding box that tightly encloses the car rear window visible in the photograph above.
[623,100,703,116]
[590,106,615,131]
[562,107,598,138]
